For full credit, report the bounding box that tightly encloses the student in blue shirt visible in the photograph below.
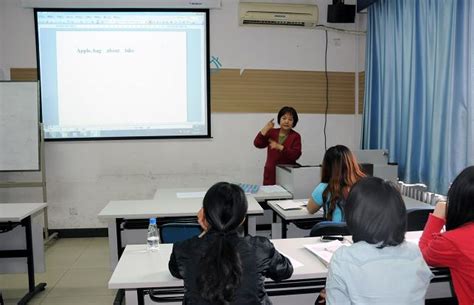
[326,177,433,305]
[307,145,365,221]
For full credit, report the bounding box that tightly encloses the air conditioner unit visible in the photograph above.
[239,2,318,28]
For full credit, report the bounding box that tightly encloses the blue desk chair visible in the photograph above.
[159,223,202,244]
[148,223,202,303]
[309,221,350,237]
[406,208,432,231]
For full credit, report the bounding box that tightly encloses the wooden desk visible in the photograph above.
[109,232,451,305]
[0,203,47,305]
[98,188,264,269]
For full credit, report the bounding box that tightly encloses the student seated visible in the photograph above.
[419,166,474,305]
[168,182,293,305]
[325,177,433,305]
[307,145,365,221]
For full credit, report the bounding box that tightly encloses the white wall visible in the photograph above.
[213,0,358,71]
[0,0,37,77]
[0,1,6,79]
[357,13,367,72]
[0,0,366,228]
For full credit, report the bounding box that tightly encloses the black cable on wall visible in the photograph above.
[323,30,329,151]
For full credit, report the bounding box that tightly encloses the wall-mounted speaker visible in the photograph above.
[327,3,355,23]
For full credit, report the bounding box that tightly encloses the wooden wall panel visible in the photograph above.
[211,69,355,114]
[358,71,365,114]
[10,68,37,81]
[11,68,357,114]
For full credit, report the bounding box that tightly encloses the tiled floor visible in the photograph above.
[0,238,115,305]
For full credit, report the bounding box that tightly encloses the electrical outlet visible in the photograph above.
[69,208,78,216]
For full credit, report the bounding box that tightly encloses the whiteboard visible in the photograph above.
[0,81,40,171]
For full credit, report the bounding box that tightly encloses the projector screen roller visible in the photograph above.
[35,9,210,140]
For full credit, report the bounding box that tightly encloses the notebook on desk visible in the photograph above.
[304,240,350,266]
[276,199,308,210]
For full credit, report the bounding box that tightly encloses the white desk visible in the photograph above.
[0,203,47,304]
[153,185,292,231]
[403,196,435,210]
[98,188,264,269]
[153,185,293,203]
[268,196,434,238]
[246,185,293,231]
[109,237,328,305]
[109,233,451,305]
[267,200,324,239]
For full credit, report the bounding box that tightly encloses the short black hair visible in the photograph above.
[277,106,299,128]
[345,177,406,248]
[446,166,474,230]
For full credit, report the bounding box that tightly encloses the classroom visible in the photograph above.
[0,0,473,305]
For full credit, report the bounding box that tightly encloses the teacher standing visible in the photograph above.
[254,106,302,185]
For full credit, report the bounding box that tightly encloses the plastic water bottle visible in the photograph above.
[147,218,160,251]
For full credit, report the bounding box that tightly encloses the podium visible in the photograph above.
[353,150,398,183]
[276,150,398,199]
[276,165,321,198]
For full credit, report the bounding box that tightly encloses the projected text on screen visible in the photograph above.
[36,10,210,140]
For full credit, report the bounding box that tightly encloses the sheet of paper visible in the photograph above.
[304,240,349,266]
[405,231,422,245]
[276,200,306,210]
[406,238,420,245]
[278,250,304,268]
[176,191,206,199]
[260,185,287,193]
[295,199,308,205]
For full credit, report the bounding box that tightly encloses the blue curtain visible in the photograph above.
[362,0,473,194]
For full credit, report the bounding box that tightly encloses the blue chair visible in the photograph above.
[309,221,350,237]
[159,223,202,244]
[149,223,203,303]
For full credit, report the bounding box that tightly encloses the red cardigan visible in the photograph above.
[253,128,302,185]
[419,214,474,305]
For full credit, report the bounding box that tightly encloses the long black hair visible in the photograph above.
[320,145,365,220]
[197,182,248,305]
[446,166,474,230]
[345,177,406,248]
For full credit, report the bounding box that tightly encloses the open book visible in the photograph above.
[276,199,308,210]
[304,240,349,266]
